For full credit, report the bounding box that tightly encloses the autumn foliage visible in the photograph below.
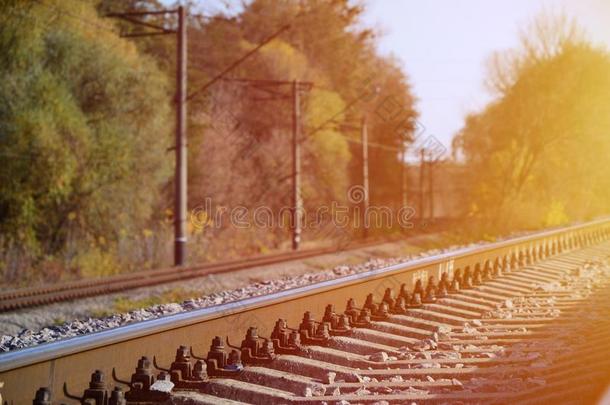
[453,15,610,233]
[0,0,417,283]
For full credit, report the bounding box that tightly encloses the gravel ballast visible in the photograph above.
[0,231,539,353]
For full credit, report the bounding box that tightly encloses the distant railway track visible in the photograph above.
[1,218,610,404]
[0,238,398,312]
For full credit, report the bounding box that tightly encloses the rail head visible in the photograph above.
[1,217,608,373]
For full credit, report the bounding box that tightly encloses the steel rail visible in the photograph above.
[0,217,608,402]
[0,218,607,364]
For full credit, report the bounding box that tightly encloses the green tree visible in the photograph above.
[0,0,172,280]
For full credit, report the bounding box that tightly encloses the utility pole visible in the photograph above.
[222,78,311,250]
[419,148,425,222]
[109,9,296,265]
[400,147,408,208]
[107,7,187,266]
[292,80,301,250]
[427,151,434,222]
[361,116,370,238]
[174,6,187,266]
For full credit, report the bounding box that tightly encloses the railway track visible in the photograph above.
[0,238,398,312]
[1,219,609,404]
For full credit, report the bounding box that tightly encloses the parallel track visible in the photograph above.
[0,238,396,312]
[1,219,609,404]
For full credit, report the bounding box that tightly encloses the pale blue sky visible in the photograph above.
[181,0,610,147]
[361,0,610,148]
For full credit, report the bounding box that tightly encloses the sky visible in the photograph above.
[185,0,610,149]
[360,0,610,148]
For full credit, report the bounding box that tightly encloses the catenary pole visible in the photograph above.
[292,80,302,250]
[361,116,370,238]
[174,6,187,265]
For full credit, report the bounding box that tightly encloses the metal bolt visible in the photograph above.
[33,387,52,405]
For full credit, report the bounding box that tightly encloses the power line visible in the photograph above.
[339,133,402,152]
[185,2,340,102]
[186,23,292,101]
[107,13,175,34]
[214,77,401,153]
[298,82,381,147]
[20,6,408,158]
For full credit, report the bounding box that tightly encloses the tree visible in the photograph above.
[185,0,417,249]
[453,13,610,232]
[0,0,172,281]
[1,0,419,280]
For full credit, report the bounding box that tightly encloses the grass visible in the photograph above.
[52,317,66,326]
[91,287,200,318]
